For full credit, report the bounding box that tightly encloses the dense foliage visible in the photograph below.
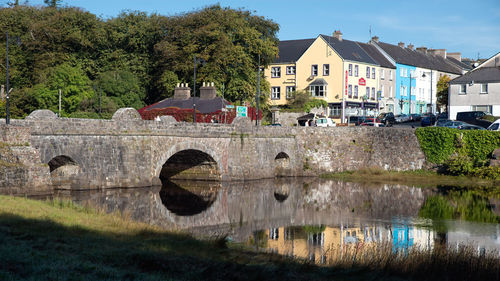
[282,90,328,113]
[416,127,500,179]
[0,4,279,118]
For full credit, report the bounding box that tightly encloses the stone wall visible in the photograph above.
[0,125,51,195]
[1,116,426,191]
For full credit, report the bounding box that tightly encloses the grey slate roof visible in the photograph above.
[376,42,462,74]
[449,67,500,84]
[447,57,472,71]
[357,42,396,69]
[320,35,378,65]
[274,38,315,63]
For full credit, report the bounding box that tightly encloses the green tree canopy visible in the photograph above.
[437,75,451,110]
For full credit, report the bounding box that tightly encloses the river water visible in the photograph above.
[52,178,500,262]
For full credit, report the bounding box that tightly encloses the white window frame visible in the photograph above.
[366,66,370,78]
[472,105,492,114]
[286,86,295,99]
[309,85,326,97]
[311,65,318,76]
[354,65,359,77]
[372,68,376,79]
[381,69,385,80]
[271,87,281,100]
[354,85,358,98]
[459,84,467,95]
[271,67,281,78]
[372,87,375,100]
[366,87,370,98]
[348,85,352,98]
[381,85,385,97]
[286,66,295,75]
[480,83,488,94]
[323,64,330,76]
[389,70,393,80]
[400,68,404,77]
[348,64,353,76]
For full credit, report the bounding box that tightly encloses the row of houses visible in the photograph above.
[264,30,471,122]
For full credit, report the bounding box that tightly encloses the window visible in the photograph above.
[400,68,404,77]
[286,66,295,75]
[389,86,392,97]
[372,68,376,79]
[372,87,375,100]
[381,85,385,97]
[354,85,358,98]
[271,87,281,100]
[381,69,385,79]
[389,70,393,80]
[311,65,318,76]
[404,68,408,77]
[366,87,370,98]
[286,86,295,99]
[271,67,281,78]
[309,85,326,97]
[348,64,353,76]
[323,64,330,76]
[269,228,279,240]
[348,85,352,98]
[354,65,359,77]
[472,105,492,114]
[329,105,341,116]
[411,87,415,96]
[480,83,488,94]
[366,67,370,78]
[460,84,466,94]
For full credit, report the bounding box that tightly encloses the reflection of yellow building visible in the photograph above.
[264,30,380,122]
[260,225,380,265]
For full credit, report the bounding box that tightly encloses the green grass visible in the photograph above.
[1,196,499,280]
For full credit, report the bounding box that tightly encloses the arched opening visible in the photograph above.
[159,180,219,216]
[274,152,290,177]
[47,155,80,189]
[160,149,220,182]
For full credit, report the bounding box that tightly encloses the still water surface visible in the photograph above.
[54,178,500,262]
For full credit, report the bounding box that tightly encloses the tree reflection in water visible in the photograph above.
[159,180,220,216]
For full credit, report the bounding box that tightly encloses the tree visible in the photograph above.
[94,70,145,109]
[437,75,451,110]
[44,0,62,8]
[286,90,328,112]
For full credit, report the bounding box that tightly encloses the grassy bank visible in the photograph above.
[321,168,500,192]
[1,196,499,280]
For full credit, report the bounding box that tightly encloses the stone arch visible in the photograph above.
[156,142,223,182]
[274,152,291,177]
[159,180,219,216]
[47,155,80,189]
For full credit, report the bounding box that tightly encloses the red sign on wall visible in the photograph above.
[345,71,348,95]
[359,78,366,86]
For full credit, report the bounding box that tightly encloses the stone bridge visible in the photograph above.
[2,109,426,192]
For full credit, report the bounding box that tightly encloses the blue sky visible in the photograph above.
[23,0,500,59]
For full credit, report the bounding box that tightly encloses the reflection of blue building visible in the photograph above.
[392,222,414,253]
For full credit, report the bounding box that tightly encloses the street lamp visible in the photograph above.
[192,55,205,124]
[255,54,261,126]
[422,70,433,114]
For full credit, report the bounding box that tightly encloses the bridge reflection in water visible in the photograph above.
[54,178,500,264]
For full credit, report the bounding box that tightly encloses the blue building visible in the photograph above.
[395,64,417,115]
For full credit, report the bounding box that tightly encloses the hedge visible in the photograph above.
[415,127,500,164]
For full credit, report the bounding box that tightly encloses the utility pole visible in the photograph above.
[256,54,260,126]
[193,55,197,124]
[5,32,10,125]
[99,87,102,116]
[58,89,61,117]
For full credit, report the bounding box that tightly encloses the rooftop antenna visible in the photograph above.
[369,25,372,40]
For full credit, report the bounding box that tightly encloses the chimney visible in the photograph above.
[429,49,447,59]
[398,42,405,48]
[407,44,414,50]
[448,52,461,61]
[173,83,191,100]
[371,36,379,43]
[416,46,427,54]
[200,82,217,100]
[333,30,343,41]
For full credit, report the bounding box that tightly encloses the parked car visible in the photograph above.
[348,116,367,126]
[360,122,385,127]
[377,112,395,126]
[458,124,485,130]
[456,111,491,128]
[409,114,421,121]
[395,114,410,123]
[435,119,452,127]
[421,114,437,127]
[437,120,468,128]
[437,112,448,120]
[316,117,336,127]
[487,119,500,131]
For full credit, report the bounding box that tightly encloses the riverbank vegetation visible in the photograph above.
[0,3,278,119]
[1,195,499,280]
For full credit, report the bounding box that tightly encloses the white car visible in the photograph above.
[487,119,500,131]
[315,117,336,127]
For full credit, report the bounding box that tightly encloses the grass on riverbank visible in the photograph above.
[1,195,499,280]
[321,168,500,192]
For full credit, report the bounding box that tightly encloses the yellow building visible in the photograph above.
[265,31,381,122]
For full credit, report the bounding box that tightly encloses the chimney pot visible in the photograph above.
[371,36,379,43]
[408,44,414,50]
[398,42,405,48]
[333,30,343,41]
[416,47,427,54]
